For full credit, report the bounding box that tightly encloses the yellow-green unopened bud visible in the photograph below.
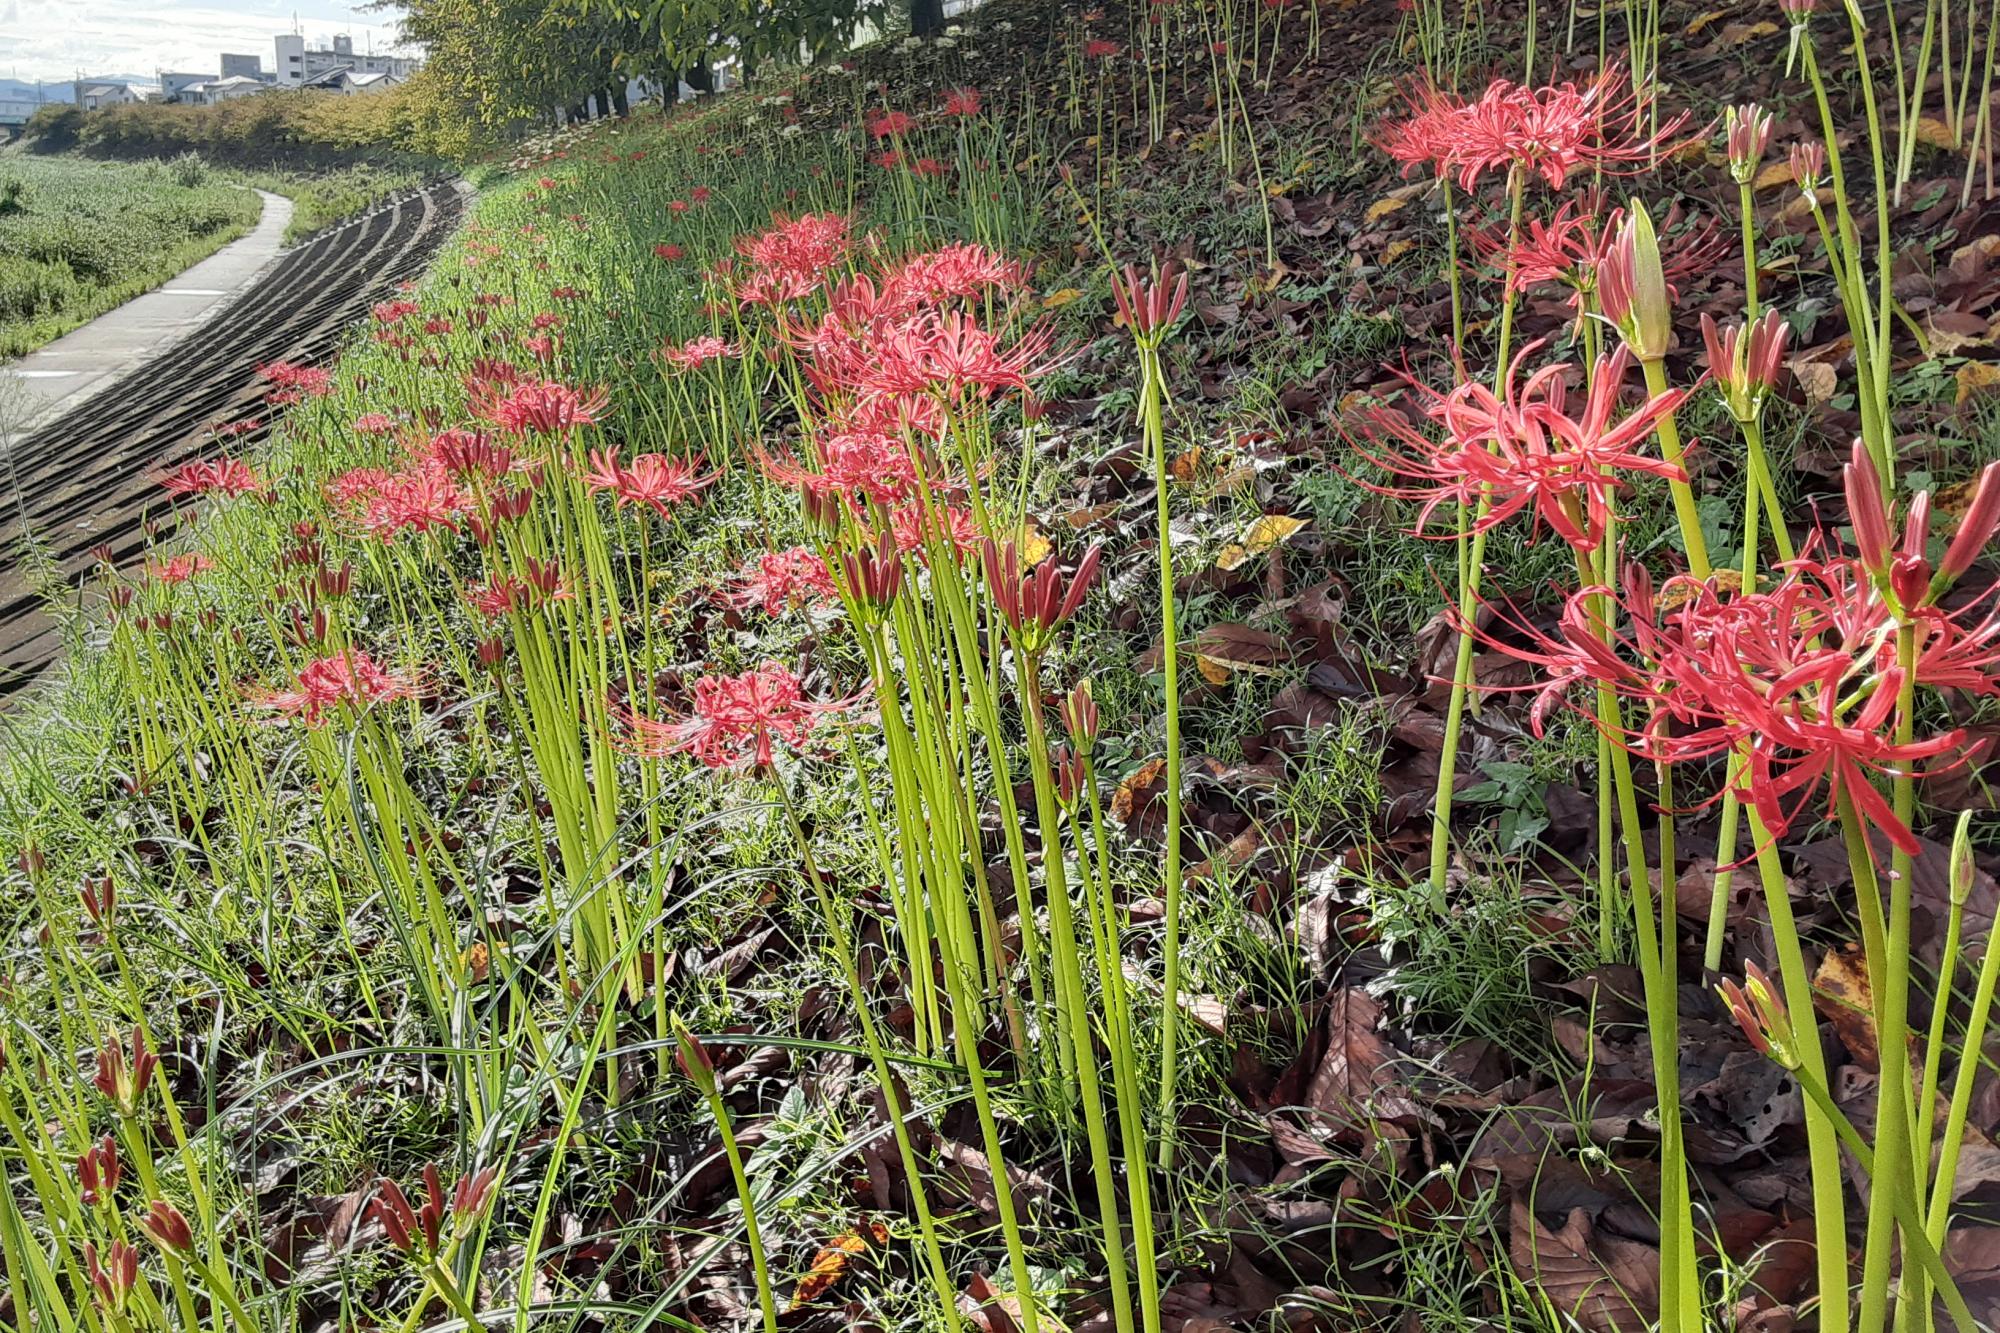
[1626,200,1673,362]
[1950,810,1976,907]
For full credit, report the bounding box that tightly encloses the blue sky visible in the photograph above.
[1,0,416,82]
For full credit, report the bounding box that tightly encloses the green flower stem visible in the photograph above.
[1638,355,1711,579]
[773,775,963,1331]
[1744,804,1851,1333]
[1428,166,1528,898]
[701,1083,780,1333]
[1924,838,2000,1272]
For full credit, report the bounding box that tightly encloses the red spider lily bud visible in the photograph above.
[451,1165,500,1226]
[1022,394,1052,423]
[85,1240,141,1314]
[468,516,496,548]
[137,1200,193,1254]
[417,1162,447,1254]
[980,540,1103,655]
[373,1177,420,1255]
[802,487,844,538]
[17,845,43,877]
[107,584,136,611]
[1939,460,2000,588]
[1844,439,1894,576]
[1052,746,1086,807]
[80,876,115,929]
[1725,104,1774,184]
[1599,203,1673,362]
[287,607,330,649]
[672,1018,719,1097]
[1789,141,1827,205]
[1718,962,1798,1069]
[1060,679,1100,753]
[93,1027,156,1117]
[490,486,538,525]
[1111,260,1189,342]
[1781,0,1816,71]
[475,636,508,672]
[1701,309,1789,422]
[78,1133,121,1205]
[840,535,904,613]
[317,562,354,600]
[90,543,115,565]
[521,557,565,600]
[1950,811,1976,907]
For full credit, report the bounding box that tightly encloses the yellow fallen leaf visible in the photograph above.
[1683,8,1728,36]
[1382,238,1417,264]
[1364,195,1409,224]
[1041,287,1084,309]
[1915,116,1963,151]
[1196,654,1234,685]
[1956,359,2000,406]
[1753,161,1795,191]
[1215,513,1308,571]
[1016,518,1052,566]
[1791,359,1839,405]
[1718,19,1779,41]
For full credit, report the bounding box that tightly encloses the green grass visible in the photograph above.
[0,152,263,358]
[228,164,431,243]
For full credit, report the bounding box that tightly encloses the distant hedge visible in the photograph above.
[25,88,438,168]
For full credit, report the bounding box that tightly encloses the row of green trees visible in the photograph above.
[395,0,942,154]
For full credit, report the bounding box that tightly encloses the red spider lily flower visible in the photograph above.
[869,110,914,139]
[466,560,572,618]
[78,1133,121,1206]
[879,243,1030,309]
[840,533,905,612]
[692,186,712,204]
[736,212,852,288]
[863,310,1068,398]
[1725,103,1774,184]
[657,335,741,370]
[622,662,855,771]
[730,546,840,616]
[93,1027,156,1116]
[354,412,398,435]
[249,649,418,726]
[137,1200,193,1254]
[160,457,263,498]
[759,429,916,510]
[1469,195,1727,325]
[424,428,515,481]
[1438,65,1695,192]
[909,157,948,179]
[582,449,715,519]
[325,467,393,510]
[1476,558,1991,855]
[529,312,565,331]
[1377,79,1473,181]
[354,467,468,541]
[472,379,610,434]
[1355,344,1687,553]
[84,1240,141,1314]
[1111,260,1189,342]
[1084,39,1122,58]
[655,242,686,260]
[1701,308,1789,422]
[981,539,1103,654]
[258,360,335,405]
[372,299,420,325]
[146,553,213,585]
[890,502,980,558]
[942,87,983,117]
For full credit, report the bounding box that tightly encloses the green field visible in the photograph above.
[0,153,263,359]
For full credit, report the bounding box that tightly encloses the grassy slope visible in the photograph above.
[0,154,264,358]
[5,3,2000,1331]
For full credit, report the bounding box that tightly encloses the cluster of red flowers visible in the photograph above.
[249,649,417,725]
[733,212,854,306]
[1485,449,2000,853]
[159,456,264,498]
[730,547,840,617]
[1381,66,1692,192]
[657,335,740,371]
[1358,343,1687,553]
[582,449,714,519]
[471,378,610,434]
[258,361,334,406]
[623,662,851,771]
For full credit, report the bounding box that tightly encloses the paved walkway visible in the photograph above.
[0,188,294,436]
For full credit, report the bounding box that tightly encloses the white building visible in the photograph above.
[72,81,154,110]
[158,71,212,103]
[183,75,267,104]
[272,33,420,89]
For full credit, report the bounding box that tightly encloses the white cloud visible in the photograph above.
[0,0,416,81]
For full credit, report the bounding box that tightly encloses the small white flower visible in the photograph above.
[933,36,956,47]
[945,23,964,34]
[779,124,803,138]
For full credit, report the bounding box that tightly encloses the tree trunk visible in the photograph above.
[910,0,946,37]
[611,82,630,116]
